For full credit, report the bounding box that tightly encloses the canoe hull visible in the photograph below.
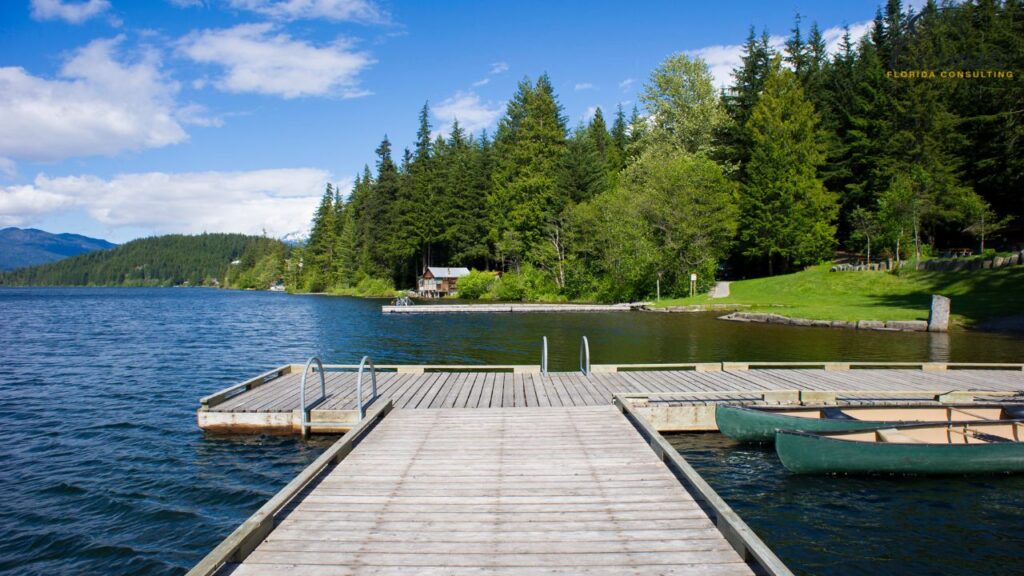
[776,429,1024,475]
[715,404,888,443]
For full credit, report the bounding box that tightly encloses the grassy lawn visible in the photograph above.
[654,264,1024,326]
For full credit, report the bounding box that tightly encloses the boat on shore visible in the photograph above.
[776,420,1024,475]
[716,403,1024,442]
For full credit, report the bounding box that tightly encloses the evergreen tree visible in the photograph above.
[304,183,337,290]
[489,74,568,270]
[609,103,629,172]
[561,126,608,204]
[740,57,838,274]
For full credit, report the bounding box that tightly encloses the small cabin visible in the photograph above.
[418,267,470,298]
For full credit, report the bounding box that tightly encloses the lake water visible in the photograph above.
[0,287,1022,575]
[669,434,1024,576]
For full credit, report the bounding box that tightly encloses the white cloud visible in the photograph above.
[433,91,502,136]
[489,61,508,75]
[582,106,598,122]
[175,103,224,127]
[30,0,110,24]
[0,36,188,163]
[618,78,635,91]
[686,22,873,89]
[821,21,873,56]
[227,0,388,24]
[168,0,206,6]
[178,23,374,99]
[0,169,340,237]
[471,77,490,87]
[574,82,594,91]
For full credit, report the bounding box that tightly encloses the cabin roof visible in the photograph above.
[426,267,470,278]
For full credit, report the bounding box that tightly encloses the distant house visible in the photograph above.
[418,267,470,298]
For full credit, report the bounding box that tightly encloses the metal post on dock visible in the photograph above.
[579,336,590,375]
[541,336,548,375]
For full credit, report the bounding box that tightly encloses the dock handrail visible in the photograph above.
[299,356,326,437]
[356,355,379,420]
[541,336,549,375]
[579,336,590,375]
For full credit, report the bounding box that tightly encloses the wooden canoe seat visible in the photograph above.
[875,428,922,443]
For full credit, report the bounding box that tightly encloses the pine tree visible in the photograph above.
[609,103,629,172]
[740,57,838,274]
[490,74,568,270]
[562,126,608,204]
[304,183,337,290]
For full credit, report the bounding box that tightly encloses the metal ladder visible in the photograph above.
[299,355,379,437]
[539,335,591,375]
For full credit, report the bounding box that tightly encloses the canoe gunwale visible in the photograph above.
[775,418,1024,446]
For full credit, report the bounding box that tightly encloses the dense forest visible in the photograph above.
[0,233,286,288]
[310,1,1018,300]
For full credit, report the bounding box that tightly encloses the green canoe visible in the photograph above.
[715,403,1024,443]
[776,420,1024,475]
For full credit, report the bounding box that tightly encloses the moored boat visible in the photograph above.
[715,403,1024,443]
[776,420,1024,475]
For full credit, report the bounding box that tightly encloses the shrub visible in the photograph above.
[455,270,497,299]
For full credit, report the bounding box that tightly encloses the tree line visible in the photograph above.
[297,0,1022,301]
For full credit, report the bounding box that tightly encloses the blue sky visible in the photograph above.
[0,0,909,243]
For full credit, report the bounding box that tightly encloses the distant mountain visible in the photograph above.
[0,227,116,271]
[0,232,287,288]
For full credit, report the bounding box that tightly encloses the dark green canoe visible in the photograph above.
[715,404,909,443]
[715,403,1024,443]
[776,421,1024,475]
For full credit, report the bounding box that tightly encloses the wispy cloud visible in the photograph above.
[178,23,375,99]
[0,169,340,239]
[618,78,635,91]
[685,21,874,89]
[30,0,110,24]
[581,105,598,122]
[574,82,594,91]
[226,0,388,24]
[0,36,187,164]
[433,91,502,136]
[489,61,509,75]
[471,77,490,87]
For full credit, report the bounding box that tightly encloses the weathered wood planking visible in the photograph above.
[214,406,764,576]
[198,366,1024,434]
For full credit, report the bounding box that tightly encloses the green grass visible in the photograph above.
[654,263,1024,327]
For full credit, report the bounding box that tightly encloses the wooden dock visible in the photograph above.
[382,303,641,313]
[190,401,788,576]
[199,362,1024,434]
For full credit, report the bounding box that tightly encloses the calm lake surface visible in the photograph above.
[0,287,1022,575]
[669,434,1024,576]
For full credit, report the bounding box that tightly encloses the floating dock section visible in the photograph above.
[190,401,788,575]
[382,303,641,313]
[198,362,1024,435]
[192,361,1023,575]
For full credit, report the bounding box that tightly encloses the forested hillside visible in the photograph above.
[295,0,1022,302]
[0,233,287,289]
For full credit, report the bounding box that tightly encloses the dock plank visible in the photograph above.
[223,406,757,576]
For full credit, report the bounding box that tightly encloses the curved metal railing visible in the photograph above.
[541,336,549,375]
[299,356,325,437]
[579,336,590,375]
[356,355,379,420]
